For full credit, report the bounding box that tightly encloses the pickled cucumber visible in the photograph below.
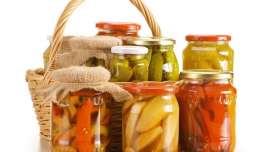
[132,59,149,81]
[163,48,179,81]
[149,52,164,81]
[111,59,133,82]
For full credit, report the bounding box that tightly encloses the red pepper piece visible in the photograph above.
[75,98,93,152]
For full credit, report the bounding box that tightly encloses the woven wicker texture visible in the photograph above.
[26,0,161,142]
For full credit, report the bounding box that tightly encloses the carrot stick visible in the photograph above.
[75,98,93,152]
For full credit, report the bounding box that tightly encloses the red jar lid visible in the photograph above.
[186,35,231,41]
[123,82,177,95]
[96,22,141,31]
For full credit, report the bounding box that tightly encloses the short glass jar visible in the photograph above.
[183,35,234,72]
[177,70,236,152]
[51,89,113,152]
[126,37,179,81]
[122,82,179,152]
[110,46,149,82]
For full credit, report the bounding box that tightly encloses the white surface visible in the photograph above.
[0,0,269,151]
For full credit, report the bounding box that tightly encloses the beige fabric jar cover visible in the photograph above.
[43,36,122,69]
[38,66,132,105]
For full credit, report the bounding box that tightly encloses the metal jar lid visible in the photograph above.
[126,37,176,46]
[180,70,233,80]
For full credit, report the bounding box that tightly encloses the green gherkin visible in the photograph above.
[163,49,179,81]
[132,59,149,81]
[149,52,164,81]
[111,59,133,82]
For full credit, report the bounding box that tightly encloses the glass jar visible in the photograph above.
[51,89,113,152]
[110,46,149,82]
[96,22,141,39]
[122,82,179,152]
[183,35,234,72]
[126,37,179,81]
[177,71,236,152]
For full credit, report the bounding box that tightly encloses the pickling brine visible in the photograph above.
[122,82,179,152]
[177,71,236,152]
[51,89,113,152]
[183,35,234,72]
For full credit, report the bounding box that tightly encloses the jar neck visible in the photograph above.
[152,45,174,52]
[114,54,146,60]
[183,78,232,85]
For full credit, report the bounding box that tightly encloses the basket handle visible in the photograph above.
[44,0,162,79]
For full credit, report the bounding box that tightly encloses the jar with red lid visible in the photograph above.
[183,35,234,72]
[177,71,237,152]
[122,82,179,152]
[96,22,141,38]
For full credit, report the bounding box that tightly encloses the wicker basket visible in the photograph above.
[26,0,161,141]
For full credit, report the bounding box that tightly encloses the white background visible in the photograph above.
[0,0,269,151]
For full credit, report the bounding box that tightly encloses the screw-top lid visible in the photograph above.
[126,37,176,46]
[111,46,148,55]
[180,70,233,80]
[96,22,141,31]
[186,35,231,42]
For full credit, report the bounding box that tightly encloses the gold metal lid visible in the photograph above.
[126,37,176,46]
[180,70,233,80]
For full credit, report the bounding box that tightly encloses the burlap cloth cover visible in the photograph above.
[39,66,132,104]
[44,36,122,69]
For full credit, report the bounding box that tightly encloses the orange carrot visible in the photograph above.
[75,98,93,152]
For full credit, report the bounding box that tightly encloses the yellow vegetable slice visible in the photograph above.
[134,126,163,151]
[161,98,179,151]
[122,98,137,114]
[125,102,146,147]
[136,96,172,133]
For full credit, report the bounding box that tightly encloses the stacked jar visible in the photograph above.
[183,35,234,72]
[177,71,236,152]
[110,46,149,82]
[126,37,179,81]
[178,34,236,152]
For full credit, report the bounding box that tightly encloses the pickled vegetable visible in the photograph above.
[126,38,179,81]
[52,90,113,152]
[111,46,149,82]
[183,35,234,72]
[122,83,179,152]
[177,72,236,152]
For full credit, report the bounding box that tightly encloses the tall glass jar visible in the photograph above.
[96,22,141,39]
[177,71,236,152]
[122,82,179,152]
[126,37,179,81]
[51,89,113,152]
[183,35,234,72]
[110,46,149,82]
